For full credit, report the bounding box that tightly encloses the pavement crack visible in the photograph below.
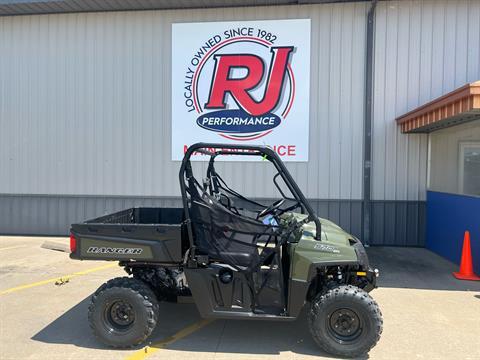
[213,320,227,358]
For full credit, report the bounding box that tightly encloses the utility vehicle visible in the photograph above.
[70,143,382,358]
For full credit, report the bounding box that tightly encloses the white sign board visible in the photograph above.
[172,19,311,161]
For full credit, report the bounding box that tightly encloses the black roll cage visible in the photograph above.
[179,143,322,252]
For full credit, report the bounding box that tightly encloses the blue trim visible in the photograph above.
[426,191,480,275]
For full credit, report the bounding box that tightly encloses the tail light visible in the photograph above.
[69,233,77,253]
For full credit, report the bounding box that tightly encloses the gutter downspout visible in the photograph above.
[362,0,377,246]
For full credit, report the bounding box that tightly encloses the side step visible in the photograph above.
[205,310,296,321]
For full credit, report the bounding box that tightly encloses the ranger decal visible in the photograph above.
[87,246,143,255]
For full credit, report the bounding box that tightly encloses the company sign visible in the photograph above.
[172,19,311,161]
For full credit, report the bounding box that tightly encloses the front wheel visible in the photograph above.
[307,285,383,358]
[88,277,159,348]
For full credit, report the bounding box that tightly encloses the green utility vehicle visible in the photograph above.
[70,143,382,358]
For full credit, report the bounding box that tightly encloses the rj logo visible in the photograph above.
[205,47,294,116]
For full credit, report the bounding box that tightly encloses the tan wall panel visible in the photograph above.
[429,121,480,194]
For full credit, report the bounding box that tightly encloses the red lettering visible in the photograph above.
[277,145,287,156]
[287,145,295,156]
[205,47,294,116]
[185,144,297,158]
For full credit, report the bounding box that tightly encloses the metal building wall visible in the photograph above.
[372,0,480,202]
[4,1,473,244]
[366,0,480,246]
[0,195,364,237]
[0,2,373,238]
[0,2,366,200]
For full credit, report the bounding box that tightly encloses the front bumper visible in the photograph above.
[362,266,379,292]
[351,240,379,292]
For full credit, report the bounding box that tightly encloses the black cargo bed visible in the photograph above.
[70,207,186,263]
[86,207,184,225]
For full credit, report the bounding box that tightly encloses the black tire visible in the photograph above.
[88,277,159,348]
[307,285,383,358]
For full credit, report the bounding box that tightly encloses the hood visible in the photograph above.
[285,212,355,246]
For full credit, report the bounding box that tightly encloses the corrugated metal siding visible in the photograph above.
[370,201,426,246]
[0,194,366,238]
[0,194,183,235]
[1,1,468,244]
[0,2,367,200]
[0,0,300,16]
[0,194,425,246]
[372,0,480,201]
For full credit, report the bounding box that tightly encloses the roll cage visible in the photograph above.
[179,143,322,255]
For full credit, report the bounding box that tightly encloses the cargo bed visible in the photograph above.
[70,207,186,263]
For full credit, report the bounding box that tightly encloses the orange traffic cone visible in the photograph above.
[453,231,480,281]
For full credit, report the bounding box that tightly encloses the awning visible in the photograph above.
[396,81,480,133]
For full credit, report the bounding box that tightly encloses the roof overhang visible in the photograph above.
[396,81,480,133]
[0,0,370,16]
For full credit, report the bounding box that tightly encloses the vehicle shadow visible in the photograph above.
[367,246,480,292]
[32,297,366,359]
[32,296,110,350]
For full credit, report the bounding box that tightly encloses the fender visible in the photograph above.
[287,260,360,318]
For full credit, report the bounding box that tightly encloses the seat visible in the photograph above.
[190,194,277,271]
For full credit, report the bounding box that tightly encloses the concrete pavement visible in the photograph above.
[0,236,479,360]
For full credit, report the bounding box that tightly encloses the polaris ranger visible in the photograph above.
[70,143,382,358]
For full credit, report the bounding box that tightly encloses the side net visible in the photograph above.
[191,193,281,272]
[183,154,300,313]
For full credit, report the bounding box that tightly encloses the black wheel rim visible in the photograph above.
[104,300,135,332]
[327,308,362,343]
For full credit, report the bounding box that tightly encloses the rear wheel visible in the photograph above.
[88,277,159,348]
[307,285,383,358]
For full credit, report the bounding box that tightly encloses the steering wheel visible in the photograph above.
[257,199,286,218]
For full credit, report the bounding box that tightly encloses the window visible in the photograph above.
[459,142,480,196]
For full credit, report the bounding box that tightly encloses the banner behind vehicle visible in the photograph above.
[171,19,311,161]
